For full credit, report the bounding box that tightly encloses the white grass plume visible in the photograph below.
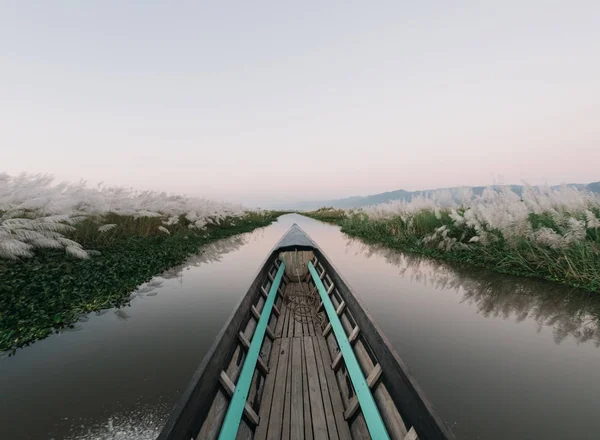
[360,185,600,250]
[0,172,249,259]
[98,224,117,232]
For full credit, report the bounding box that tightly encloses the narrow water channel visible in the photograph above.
[1,214,599,440]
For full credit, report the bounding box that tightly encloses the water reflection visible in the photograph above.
[160,233,249,280]
[349,239,600,347]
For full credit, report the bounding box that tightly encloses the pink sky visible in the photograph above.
[2,2,599,207]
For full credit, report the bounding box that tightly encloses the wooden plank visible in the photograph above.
[302,337,314,440]
[304,337,328,440]
[237,332,269,376]
[328,294,408,438]
[251,306,276,340]
[333,296,408,437]
[405,426,419,440]
[266,338,291,440]
[317,253,453,440]
[282,340,292,440]
[332,327,361,372]
[344,364,383,421]
[313,335,352,440]
[322,302,346,338]
[273,304,281,317]
[285,302,294,338]
[161,253,280,440]
[274,300,288,337]
[281,299,290,338]
[255,339,282,440]
[218,372,260,426]
[218,263,285,440]
[308,262,389,440]
[290,338,304,440]
[294,314,302,337]
[198,298,264,439]
[311,336,340,440]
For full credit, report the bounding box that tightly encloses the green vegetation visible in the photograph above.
[0,211,281,353]
[305,205,600,293]
[303,207,347,223]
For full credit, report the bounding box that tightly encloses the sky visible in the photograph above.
[1,1,599,207]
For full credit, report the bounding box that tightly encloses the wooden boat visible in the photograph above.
[158,224,454,440]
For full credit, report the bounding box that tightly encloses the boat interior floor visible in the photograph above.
[255,281,353,440]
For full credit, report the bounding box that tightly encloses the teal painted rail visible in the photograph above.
[218,262,285,440]
[308,261,390,440]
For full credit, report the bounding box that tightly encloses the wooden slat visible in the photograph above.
[318,253,452,440]
[218,372,260,427]
[405,426,419,440]
[309,261,389,440]
[294,315,303,337]
[328,292,408,438]
[282,340,293,440]
[304,337,328,440]
[322,301,347,338]
[286,303,294,338]
[344,364,383,421]
[197,297,265,439]
[251,306,276,340]
[274,301,288,337]
[313,335,352,440]
[266,338,291,440]
[255,339,282,440]
[290,338,304,440]
[218,263,285,440]
[302,336,314,440]
[237,332,269,376]
[332,327,361,371]
[311,336,340,440]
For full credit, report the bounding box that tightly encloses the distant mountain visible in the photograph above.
[287,182,598,211]
[588,181,600,193]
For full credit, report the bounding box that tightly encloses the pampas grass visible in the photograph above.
[358,185,600,252]
[0,172,249,259]
[307,185,600,291]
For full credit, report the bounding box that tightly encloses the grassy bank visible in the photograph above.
[0,211,282,353]
[303,207,346,224]
[304,188,600,293]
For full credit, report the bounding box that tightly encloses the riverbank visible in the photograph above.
[305,194,600,293]
[0,211,282,353]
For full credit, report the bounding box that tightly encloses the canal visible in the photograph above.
[1,214,599,439]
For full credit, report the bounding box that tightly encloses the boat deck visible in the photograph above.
[163,227,448,440]
[256,283,352,440]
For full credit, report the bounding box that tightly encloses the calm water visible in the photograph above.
[2,214,600,440]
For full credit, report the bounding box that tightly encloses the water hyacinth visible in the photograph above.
[0,172,247,259]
